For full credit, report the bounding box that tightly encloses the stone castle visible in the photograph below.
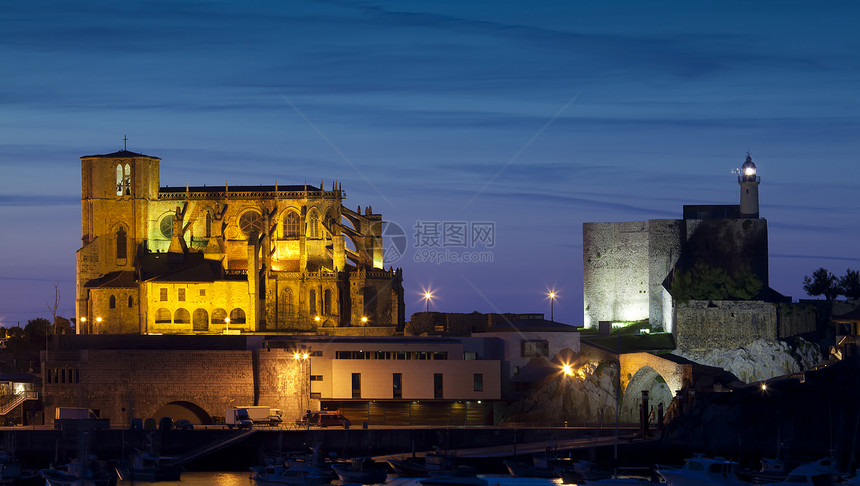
[75,150,404,335]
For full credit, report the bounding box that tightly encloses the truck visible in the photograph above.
[225,406,283,428]
[225,408,253,429]
[55,407,98,420]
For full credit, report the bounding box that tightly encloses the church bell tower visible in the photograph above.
[738,153,760,219]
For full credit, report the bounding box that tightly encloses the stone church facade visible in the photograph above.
[75,150,404,334]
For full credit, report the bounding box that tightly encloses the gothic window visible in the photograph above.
[205,211,212,238]
[128,296,133,308]
[229,308,246,324]
[193,308,209,331]
[239,211,264,238]
[307,210,320,239]
[211,308,227,325]
[279,289,293,318]
[160,215,173,238]
[109,295,116,309]
[116,227,127,260]
[174,308,191,324]
[155,308,171,324]
[324,289,332,315]
[123,163,131,195]
[309,289,317,315]
[116,165,123,196]
[283,212,300,238]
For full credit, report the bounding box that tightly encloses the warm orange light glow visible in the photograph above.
[302,353,309,360]
[562,364,573,377]
[361,316,368,323]
[294,352,300,360]
[761,383,767,391]
[80,317,86,322]
[96,317,102,323]
[314,316,320,322]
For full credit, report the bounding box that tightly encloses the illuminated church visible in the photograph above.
[75,150,404,334]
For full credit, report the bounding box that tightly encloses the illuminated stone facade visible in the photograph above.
[75,150,404,334]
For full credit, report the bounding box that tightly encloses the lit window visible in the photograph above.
[123,163,131,195]
[307,210,320,239]
[284,212,300,238]
[159,288,168,302]
[116,165,123,196]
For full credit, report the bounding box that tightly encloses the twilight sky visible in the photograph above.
[1,1,859,328]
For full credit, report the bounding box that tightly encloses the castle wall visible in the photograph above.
[776,303,818,338]
[44,349,257,425]
[648,219,684,331]
[674,300,777,351]
[583,221,651,329]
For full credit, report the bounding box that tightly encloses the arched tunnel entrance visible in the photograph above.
[151,401,213,425]
[620,366,673,423]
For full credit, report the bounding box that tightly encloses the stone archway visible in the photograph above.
[619,365,673,423]
[152,401,213,425]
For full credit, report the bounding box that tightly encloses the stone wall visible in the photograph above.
[675,300,777,351]
[582,221,651,329]
[405,312,521,336]
[45,348,257,425]
[255,348,307,420]
[776,303,818,338]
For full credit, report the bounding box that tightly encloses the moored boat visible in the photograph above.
[656,454,745,486]
[418,466,487,486]
[331,458,389,484]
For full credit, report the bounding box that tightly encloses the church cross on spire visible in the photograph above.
[123,134,128,151]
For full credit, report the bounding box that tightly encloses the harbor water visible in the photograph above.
[116,471,569,485]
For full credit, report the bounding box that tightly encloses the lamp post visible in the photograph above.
[95,317,102,334]
[224,317,230,334]
[423,291,434,312]
[294,350,310,420]
[80,317,86,334]
[547,291,557,322]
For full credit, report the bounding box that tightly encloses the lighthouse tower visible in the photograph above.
[738,153,760,218]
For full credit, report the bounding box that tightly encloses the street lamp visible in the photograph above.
[547,291,557,322]
[361,316,368,325]
[294,350,311,420]
[95,317,102,333]
[422,290,434,312]
[224,317,230,334]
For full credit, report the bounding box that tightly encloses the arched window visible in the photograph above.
[229,308,246,324]
[109,295,116,309]
[128,296,133,308]
[123,163,131,195]
[283,212,300,238]
[211,308,227,325]
[309,289,317,315]
[279,289,293,318]
[174,308,191,324]
[193,308,209,331]
[116,227,127,259]
[205,211,212,238]
[116,165,123,196]
[155,308,171,324]
[307,210,319,239]
[239,211,264,238]
[324,289,332,315]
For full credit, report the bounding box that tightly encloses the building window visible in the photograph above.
[116,227,127,259]
[434,373,443,399]
[75,369,80,383]
[204,211,212,238]
[352,373,361,399]
[116,165,123,196]
[178,288,186,301]
[239,211,264,238]
[521,340,549,358]
[474,373,483,392]
[123,163,131,195]
[128,296,133,308]
[159,288,168,302]
[323,289,332,315]
[229,308,246,324]
[174,308,190,324]
[279,289,293,319]
[284,212,300,238]
[160,215,173,239]
[199,289,206,296]
[309,289,317,315]
[109,295,116,309]
[307,210,320,239]
[155,308,171,324]
[393,373,402,399]
[310,375,323,381]
[211,308,227,325]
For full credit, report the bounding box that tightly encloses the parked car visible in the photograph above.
[307,410,350,428]
[173,419,194,430]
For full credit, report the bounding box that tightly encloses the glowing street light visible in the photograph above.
[423,290,434,312]
[224,317,230,334]
[547,291,558,322]
[360,316,368,325]
[562,363,574,377]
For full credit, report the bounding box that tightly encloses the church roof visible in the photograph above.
[160,184,319,193]
[81,150,159,159]
[84,271,138,289]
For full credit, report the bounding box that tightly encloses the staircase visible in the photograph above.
[0,391,38,415]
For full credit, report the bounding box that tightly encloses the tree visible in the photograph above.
[671,262,762,303]
[803,267,838,300]
[839,269,860,300]
[24,318,50,348]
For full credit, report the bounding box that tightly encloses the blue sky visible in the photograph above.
[1,0,859,327]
